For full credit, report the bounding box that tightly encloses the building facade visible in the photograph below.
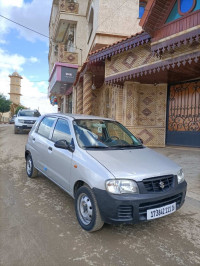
[73,0,200,148]
[48,0,144,113]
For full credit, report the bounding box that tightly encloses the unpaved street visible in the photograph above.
[0,125,200,266]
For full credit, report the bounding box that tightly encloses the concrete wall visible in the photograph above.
[49,0,143,73]
[87,0,142,53]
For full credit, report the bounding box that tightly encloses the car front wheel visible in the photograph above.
[14,126,19,134]
[26,154,38,178]
[75,185,104,232]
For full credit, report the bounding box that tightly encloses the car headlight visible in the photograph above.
[177,169,184,184]
[18,119,24,123]
[106,179,139,194]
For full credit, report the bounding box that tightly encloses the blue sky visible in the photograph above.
[0,0,57,113]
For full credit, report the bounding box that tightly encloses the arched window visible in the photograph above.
[166,0,199,23]
[139,0,147,19]
[178,0,196,15]
[88,8,94,42]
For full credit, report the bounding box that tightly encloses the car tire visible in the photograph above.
[26,154,38,178]
[14,126,19,134]
[75,185,104,232]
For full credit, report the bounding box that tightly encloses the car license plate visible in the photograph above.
[147,202,176,220]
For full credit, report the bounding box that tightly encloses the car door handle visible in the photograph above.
[48,147,52,151]
[32,137,35,142]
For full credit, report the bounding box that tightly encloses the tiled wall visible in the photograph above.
[94,82,167,147]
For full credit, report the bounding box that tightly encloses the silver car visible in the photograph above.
[25,114,187,232]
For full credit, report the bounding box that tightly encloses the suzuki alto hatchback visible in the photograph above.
[25,114,187,232]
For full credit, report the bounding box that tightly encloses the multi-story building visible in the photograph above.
[73,0,200,148]
[48,0,144,113]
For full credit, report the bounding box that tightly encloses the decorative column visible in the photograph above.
[83,72,93,115]
[57,96,62,112]
[77,82,83,114]
[63,95,67,113]
[72,86,77,114]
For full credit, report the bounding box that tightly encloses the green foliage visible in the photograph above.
[0,94,11,114]
[15,105,26,114]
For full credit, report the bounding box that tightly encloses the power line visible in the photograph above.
[0,14,50,39]
[95,0,129,32]
[0,14,83,52]
[29,80,48,82]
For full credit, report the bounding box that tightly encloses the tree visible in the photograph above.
[15,105,25,115]
[0,94,11,121]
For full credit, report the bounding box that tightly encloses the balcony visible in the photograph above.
[58,44,78,65]
[50,1,78,43]
[59,0,79,14]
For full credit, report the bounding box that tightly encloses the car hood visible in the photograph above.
[87,147,180,181]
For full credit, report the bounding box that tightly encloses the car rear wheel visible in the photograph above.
[26,154,38,178]
[75,185,104,232]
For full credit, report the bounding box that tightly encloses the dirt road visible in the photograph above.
[1,125,200,266]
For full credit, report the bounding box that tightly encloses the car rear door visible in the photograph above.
[32,116,57,172]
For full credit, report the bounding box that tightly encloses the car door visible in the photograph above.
[31,116,57,171]
[45,118,73,192]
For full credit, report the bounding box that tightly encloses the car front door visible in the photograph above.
[45,118,73,192]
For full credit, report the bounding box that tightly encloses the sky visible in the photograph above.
[0,0,57,114]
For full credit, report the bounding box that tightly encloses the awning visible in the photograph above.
[49,62,78,95]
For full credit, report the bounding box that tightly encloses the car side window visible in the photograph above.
[37,117,56,139]
[52,119,72,143]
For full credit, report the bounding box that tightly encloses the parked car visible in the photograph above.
[25,114,187,232]
[9,115,16,124]
[14,109,41,134]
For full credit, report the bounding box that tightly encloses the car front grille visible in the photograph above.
[143,175,174,193]
[139,193,182,220]
[117,205,133,220]
[24,120,35,124]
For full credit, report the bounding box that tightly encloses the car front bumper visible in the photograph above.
[93,181,187,224]
[15,125,33,130]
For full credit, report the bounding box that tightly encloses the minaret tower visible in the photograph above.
[9,71,23,105]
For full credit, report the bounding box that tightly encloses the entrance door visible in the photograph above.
[166,80,200,147]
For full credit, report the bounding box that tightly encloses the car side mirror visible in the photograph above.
[54,139,74,152]
[138,138,143,144]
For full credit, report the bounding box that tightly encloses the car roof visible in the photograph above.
[43,113,115,121]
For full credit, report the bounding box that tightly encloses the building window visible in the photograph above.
[178,0,197,15]
[139,1,146,19]
[88,8,94,43]
[166,0,199,23]
[65,24,76,52]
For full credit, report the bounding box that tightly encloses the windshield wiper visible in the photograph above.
[84,145,109,149]
[110,144,144,149]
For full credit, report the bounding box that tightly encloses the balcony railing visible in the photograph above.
[58,44,78,65]
[59,0,79,14]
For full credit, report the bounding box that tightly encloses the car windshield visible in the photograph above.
[73,119,143,149]
[18,111,41,117]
